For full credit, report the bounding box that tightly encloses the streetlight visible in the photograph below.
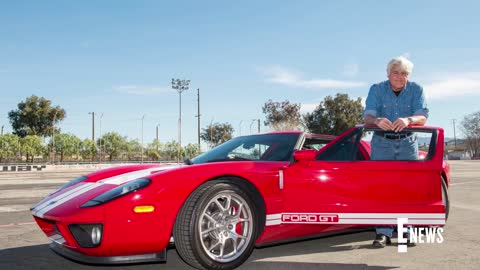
[52,112,58,163]
[238,120,243,136]
[98,113,103,161]
[249,119,256,134]
[141,114,146,163]
[451,119,457,151]
[195,88,201,150]
[171,78,190,146]
[0,126,3,156]
[88,112,95,161]
[156,123,160,153]
[88,112,95,142]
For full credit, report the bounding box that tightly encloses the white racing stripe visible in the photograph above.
[33,183,101,218]
[31,165,181,218]
[33,182,99,214]
[266,213,282,226]
[99,166,180,185]
[49,233,66,244]
[265,213,446,226]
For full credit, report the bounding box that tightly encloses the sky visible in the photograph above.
[1,0,479,149]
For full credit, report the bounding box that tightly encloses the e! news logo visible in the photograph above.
[397,218,444,253]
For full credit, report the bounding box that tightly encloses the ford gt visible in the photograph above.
[31,126,450,270]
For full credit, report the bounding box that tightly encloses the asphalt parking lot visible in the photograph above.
[0,161,479,270]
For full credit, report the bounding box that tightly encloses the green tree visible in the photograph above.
[102,132,127,161]
[126,139,142,161]
[81,139,97,161]
[146,139,162,161]
[460,111,480,158]
[262,99,302,130]
[0,134,20,162]
[161,140,184,161]
[8,95,66,137]
[201,122,234,148]
[184,143,200,159]
[53,133,82,162]
[303,93,363,135]
[20,135,44,162]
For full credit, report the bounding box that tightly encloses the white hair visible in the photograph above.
[386,56,414,75]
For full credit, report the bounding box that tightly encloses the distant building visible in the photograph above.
[445,139,470,160]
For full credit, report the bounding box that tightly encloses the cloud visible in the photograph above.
[423,72,480,99]
[113,85,172,96]
[260,65,367,89]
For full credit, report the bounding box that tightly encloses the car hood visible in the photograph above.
[31,163,184,219]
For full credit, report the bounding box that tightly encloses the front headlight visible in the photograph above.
[81,178,151,207]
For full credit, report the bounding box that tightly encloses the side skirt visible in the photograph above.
[255,227,374,248]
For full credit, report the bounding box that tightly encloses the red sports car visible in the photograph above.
[31,126,450,270]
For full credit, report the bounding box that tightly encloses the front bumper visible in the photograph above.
[50,241,167,265]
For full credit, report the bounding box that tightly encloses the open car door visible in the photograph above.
[270,126,446,239]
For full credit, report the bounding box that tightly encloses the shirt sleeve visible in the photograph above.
[363,84,378,117]
[413,86,429,118]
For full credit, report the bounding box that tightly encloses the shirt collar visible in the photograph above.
[387,80,408,92]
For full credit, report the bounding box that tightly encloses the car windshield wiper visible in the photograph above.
[184,158,193,165]
[206,156,253,163]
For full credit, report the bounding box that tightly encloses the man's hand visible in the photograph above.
[375,118,394,131]
[392,118,409,132]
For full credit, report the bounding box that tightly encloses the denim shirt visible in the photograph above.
[363,80,429,122]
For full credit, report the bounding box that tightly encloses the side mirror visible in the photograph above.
[293,149,316,161]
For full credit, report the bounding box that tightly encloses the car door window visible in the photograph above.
[315,130,363,161]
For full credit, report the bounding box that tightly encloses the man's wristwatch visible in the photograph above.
[407,117,414,124]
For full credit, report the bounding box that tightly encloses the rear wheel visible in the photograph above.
[174,180,260,270]
[442,177,450,221]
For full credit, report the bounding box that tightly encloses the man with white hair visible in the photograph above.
[363,56,429,248]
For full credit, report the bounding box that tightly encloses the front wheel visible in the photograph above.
[174,180,260,270]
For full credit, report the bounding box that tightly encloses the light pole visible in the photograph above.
[210,117,214,148]
[171,78,190,146]
[141,114,146,163]
[196,88,201,150]
[88,112,95,161]
[99,113,103,161]
[451,119,457,151]
[0,126,3,157]
[249,119,256,134]
[238,120,243,136]
[88,112,95,143]
[156,123,160,153]
[52,112,58,163]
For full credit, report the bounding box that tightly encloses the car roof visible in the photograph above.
[261,130,337,140]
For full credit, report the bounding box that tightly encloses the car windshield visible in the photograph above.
[190,133,301,164]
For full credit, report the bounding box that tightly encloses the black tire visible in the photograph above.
[174,179,260,270]
[442,177,450,221]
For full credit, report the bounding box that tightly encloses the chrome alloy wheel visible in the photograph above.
[198,191,253,263]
